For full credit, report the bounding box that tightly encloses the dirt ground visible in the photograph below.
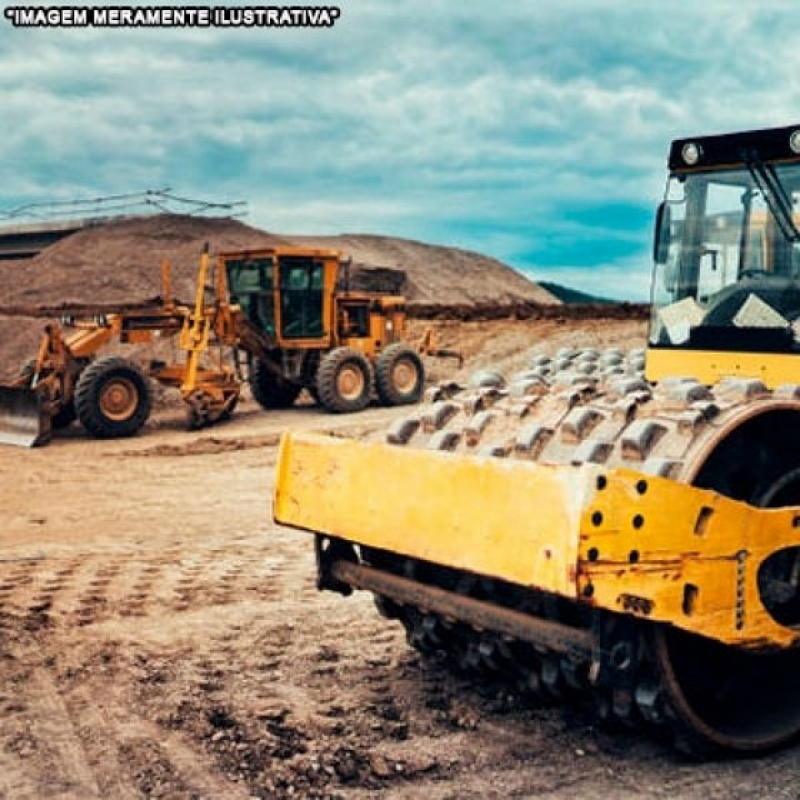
[2,317,800,800]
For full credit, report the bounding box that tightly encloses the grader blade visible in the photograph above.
[0,386,51,447]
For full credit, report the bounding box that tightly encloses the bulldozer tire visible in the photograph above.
[250,359,301,409]
[375,344,425,406]
[316,347,372,414]
[75,356,152,439]
[363,347,800,756]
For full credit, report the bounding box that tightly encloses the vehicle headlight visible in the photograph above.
[681,142,703,166]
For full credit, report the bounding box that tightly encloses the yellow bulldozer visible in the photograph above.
[274,123,800,756]
[0,245,427,446]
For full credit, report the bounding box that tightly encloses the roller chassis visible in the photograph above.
[275,347,800,755]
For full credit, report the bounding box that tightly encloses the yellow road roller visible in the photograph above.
[275,123,800,756]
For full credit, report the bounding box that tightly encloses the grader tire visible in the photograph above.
[250,359,301,410]
[316,347,372,414]
[375,344,425,406]
[75,356,152,439]
[365,347,800,756]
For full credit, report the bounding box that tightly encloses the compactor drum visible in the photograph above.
[274,124,800,755]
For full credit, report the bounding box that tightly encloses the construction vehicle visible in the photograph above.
[274,123,800,756]
[0,251,240,447]
[1,246,426,447]
[221,247,426,414]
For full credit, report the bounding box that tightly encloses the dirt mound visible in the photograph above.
[294,233,559,307]
[0,214,288,312]
[0,213,563,375]
[0,215,558,313]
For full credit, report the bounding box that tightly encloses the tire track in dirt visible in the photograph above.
[62,680,252,799]
[0,540,315,632]
[0,639,257,798]
[12,668,102,798]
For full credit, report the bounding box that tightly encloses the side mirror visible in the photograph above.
[653,202,671,265]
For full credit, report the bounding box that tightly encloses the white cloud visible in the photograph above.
[1,2,800,298]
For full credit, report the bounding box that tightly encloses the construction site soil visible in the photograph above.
[1,217,795,798]
[2,313,800,799]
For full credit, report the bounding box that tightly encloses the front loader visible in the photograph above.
[274,124,800,756]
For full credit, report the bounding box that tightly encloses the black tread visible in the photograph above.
[74,356,152,439]
[250,359,301,409]
[375,343,425,406]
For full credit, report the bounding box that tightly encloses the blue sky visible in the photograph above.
[2,2,800,300]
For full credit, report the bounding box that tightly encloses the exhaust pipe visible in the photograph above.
[0,387,51,447]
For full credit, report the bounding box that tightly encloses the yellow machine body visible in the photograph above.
[272,124,800,756]
[218,246,409,357]
[219,247,430,415]
[646,346,800,389]
[275,432,800,651]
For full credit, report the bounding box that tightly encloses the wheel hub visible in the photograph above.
[337,366,364,400]
[99,379,137,421]
[391,360,417,393]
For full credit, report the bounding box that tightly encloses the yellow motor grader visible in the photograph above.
[0,250,240,447]
[1,246,428,446]
[274,123,800,756]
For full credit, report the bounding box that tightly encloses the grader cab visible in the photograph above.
[274,124,800,756]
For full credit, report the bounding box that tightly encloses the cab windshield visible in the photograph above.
[650,163,800,349]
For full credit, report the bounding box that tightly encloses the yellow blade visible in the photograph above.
[274,431,601,597]
[274,431,800,649]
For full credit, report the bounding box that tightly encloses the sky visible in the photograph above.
[2,2,800,301]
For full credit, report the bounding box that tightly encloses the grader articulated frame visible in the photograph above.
[274,124,800,756]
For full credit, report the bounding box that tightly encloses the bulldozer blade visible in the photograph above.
[0,386,51,447]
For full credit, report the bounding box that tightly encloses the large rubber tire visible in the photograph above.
[316,347,372,414]
[375,344,425,407]
[75,356,152,439]
[366,349,800,756]
[250,359,301,410]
